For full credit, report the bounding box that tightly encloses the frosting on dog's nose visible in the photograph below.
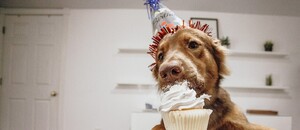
[159,60,183,82]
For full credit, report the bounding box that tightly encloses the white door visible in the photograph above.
[0,15,63,130]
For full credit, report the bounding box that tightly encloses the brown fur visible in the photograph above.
[151,28,273,130]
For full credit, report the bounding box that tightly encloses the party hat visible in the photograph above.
[144,0,183,35]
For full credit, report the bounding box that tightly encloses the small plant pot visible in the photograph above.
[264,46,273,52]
[264,41,273,52]
[266,75,272,86]
[220,36,230,48]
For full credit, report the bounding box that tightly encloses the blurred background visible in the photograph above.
[0,0,299,130]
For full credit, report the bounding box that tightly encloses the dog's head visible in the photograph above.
[151,28,229,95]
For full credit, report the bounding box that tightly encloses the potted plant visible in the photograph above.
[266,75,272,86]
[264,41,273,52]
[220,36,230,48]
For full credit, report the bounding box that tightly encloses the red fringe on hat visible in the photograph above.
[148,20,212,71]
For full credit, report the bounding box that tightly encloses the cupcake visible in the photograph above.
[159,82,212,130]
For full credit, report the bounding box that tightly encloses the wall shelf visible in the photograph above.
[118,48,148,54]
[116,83,154,89]
[228,50,287,57]
[118,48,287,57]
[113,83,155,93]
[223,85,289,90]
[116,83,289,91]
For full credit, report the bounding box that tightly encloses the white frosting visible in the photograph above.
[159,81,211,112]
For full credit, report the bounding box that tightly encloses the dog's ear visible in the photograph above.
[211,39,230,76]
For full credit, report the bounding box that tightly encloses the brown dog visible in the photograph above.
[150,28,272,130]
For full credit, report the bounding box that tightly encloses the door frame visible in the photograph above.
[0,8,69,130]
[0,9,3,81]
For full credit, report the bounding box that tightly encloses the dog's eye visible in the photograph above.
[188,41,199,49]
[158,53,164,61]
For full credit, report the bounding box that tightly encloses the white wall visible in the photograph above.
[64,9,300,130]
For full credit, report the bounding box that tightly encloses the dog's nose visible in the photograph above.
[159,61,183,82]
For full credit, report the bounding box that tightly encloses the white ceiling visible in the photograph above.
[1,0,300,17]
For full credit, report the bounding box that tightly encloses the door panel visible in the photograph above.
[36,45,53,85]
[10,44,28,85]
[34,99,50,130]
[9,98,26,130]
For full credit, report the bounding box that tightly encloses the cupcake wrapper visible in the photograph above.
[162,109,213,130]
